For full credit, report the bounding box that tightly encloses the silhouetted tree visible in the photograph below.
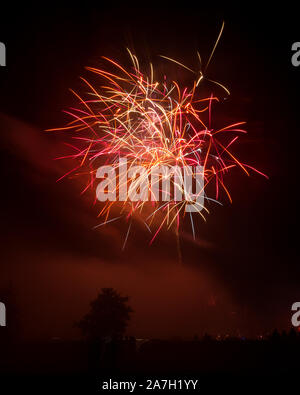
[269,328,280,342]
[76,288,133,341]
[202,333,212,343]
[288,327,299,343]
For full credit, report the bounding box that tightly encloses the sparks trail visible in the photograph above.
[48,24,267,247]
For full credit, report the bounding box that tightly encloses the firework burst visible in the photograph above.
[49,26,267,247]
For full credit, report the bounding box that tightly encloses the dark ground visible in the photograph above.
[0,331,299,392]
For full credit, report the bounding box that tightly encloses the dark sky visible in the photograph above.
[0,3,299,340]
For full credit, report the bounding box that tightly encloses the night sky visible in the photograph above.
[0,4,299,340]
